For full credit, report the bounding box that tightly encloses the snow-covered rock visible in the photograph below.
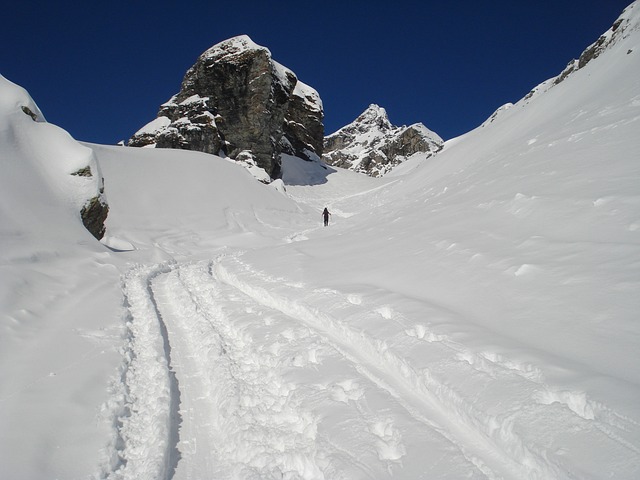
[128,35,324,179]
[323,104,443,177]
[0,75,108,240]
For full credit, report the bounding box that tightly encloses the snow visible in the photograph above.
[133,116,171,136]
[293,80,323,112]
[272,60,296,91]
[406,121,441,140]
[2,4,640,478]
[201,34,270,62]
[179,94,209,106]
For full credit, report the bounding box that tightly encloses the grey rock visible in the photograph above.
[129,35,324,179]
[81,195,109,240]
[281,82,324,161]
[71,166,108,240]
[21,106,38,121]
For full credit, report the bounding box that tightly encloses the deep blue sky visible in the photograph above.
[2,0,632,143]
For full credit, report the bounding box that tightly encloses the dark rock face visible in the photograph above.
[323,104,443,177]
[281,82,324,162]
[81,195,109,240]
[129,35,324,179]
[71,166,108,240]
[21,106,38,121]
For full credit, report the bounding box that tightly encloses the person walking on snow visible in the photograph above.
[322,207,331,226]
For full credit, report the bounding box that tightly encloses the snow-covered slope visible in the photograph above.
[0,75,117,479]
[323,104,443,177]
[1,2,640,479]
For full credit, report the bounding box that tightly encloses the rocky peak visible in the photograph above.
[353,104,393,133]
[323,104,443,177]
[128,35,324,179]
[201,34,265,60]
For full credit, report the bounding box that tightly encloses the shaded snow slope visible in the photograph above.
[2,2,640,479]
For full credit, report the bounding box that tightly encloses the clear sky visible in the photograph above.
[2,0,632,144]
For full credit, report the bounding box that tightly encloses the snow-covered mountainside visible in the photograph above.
[323,104,443,177]
[1,2,640,479]
[128,35,324,179]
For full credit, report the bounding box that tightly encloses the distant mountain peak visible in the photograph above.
[323,105,443,177]
[354,104,392,130]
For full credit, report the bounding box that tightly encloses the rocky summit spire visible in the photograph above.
[128,35,324,179]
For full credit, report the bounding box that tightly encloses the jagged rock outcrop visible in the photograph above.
[128,35,324,179]
[323,104,443,177]
[281,82,324,162]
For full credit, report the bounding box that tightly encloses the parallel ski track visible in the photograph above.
[107,257,640,479]
[212,253,640,480]
[105,264,180,480]
[211,257,553,480]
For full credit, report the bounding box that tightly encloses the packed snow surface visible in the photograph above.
[2,3,640,479]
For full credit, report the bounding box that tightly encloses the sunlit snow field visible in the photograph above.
[2,4,640,479]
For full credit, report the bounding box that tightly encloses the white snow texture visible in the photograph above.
[1,3,640,479]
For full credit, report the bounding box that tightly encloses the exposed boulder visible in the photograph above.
[71,166,109,240]
[129,35,324,179]
[80,193,109,240]
[323,104,443,177]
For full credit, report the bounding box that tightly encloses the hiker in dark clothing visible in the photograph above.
[322,207,331,226]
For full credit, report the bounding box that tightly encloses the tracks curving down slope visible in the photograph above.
[103,255,640,479]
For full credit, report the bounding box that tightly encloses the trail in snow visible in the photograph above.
[101,144,640,478]
[213,256,553,479]
[104,253,640,479]
[102,264,179,480]
[214,254,640,479]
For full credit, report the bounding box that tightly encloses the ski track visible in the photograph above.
[103,254,640,479]
[214,253,640,479]
[101,264,180,480]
